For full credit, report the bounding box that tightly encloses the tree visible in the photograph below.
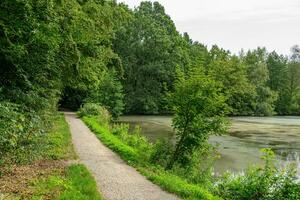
[242,48,277,116]
[285,45,300,114]
[85,70,124,119]
[58,0,127,110]
[266,52,288,114]
[206,46,256,116]
[113,1,189,114]
[166,70,228,169]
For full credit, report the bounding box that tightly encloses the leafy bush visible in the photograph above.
[215,149,300,200]
[167,71,228,169]
[0,102,44,163]
[77,103,103,117]
[78,103,111,125]
[150,138,173,167]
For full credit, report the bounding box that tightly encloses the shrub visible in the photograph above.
[167,72,228,169]
[150,138,173,167]
[78,103,111,125]
[77,103,103,117]
[0,102,44,163]
[215,149,300,200]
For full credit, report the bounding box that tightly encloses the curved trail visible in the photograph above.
[64,112,180,200]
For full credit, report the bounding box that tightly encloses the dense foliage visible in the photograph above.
[0,0,126,162]
[215,149,300,200]
[1,0,300,199]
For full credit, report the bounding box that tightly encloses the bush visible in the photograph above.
[77,103,103,117]
[0,102,44,163]
[150,138,173,167]
[215,149,300,200]
[78,103,111,125]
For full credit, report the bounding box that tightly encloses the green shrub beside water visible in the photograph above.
[215,149,300,200]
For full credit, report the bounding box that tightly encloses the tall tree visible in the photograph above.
[206,46,256,115]
[113,1,189,114]
[266,51,288,114]
[285,45,300,114]
[58,0,127,110]
[242,48,277,116]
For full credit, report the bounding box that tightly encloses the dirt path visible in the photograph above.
[64,112,180,200]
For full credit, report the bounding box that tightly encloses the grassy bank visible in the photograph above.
[31,164,102,200]
[0,113,102,200]
[82,116,221,200]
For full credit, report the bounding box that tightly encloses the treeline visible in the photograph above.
[1,0,299,119]
[113,2,300,116]
[1,0,300,159]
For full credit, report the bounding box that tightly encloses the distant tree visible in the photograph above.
[166,69,228,169]
[266,52,288,114]
[207,46,256,116]
[285,45,300,114]
[242,48,277,116]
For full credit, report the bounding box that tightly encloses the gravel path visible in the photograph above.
[64,112,180,200]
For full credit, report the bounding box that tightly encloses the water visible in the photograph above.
[119,116,300,177]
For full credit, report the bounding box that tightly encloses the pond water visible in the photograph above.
[119,116,300,177]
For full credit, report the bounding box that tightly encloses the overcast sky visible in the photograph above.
[119,0,300,55]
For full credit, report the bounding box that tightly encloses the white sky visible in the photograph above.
[119,0,300,55]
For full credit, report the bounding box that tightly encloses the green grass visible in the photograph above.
[29,114,102,199]
[82,116,139,163]
[41,113,77,160]
[139,167,221,200]
[31,164,102,200]
[82,116,221,200]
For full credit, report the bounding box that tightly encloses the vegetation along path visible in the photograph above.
[64,112,180,200]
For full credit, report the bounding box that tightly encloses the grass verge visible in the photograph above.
[82,116,221,200]
[0,113,102,200]
[31,164,102,200]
